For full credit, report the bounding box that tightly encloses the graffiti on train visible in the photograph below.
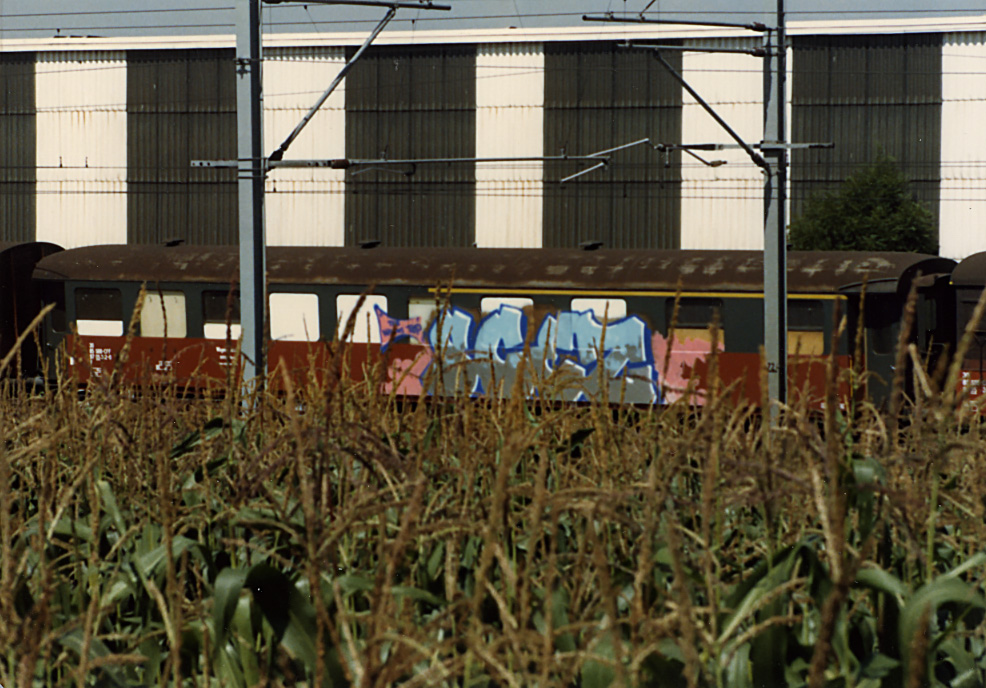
[376,309,426,346]
[376,304,722,404]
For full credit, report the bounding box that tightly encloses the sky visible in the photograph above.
[0,1,983,39]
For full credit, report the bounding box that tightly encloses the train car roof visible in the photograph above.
[33,245,954,295]
[950,251,986,287]
[0,241,62,256]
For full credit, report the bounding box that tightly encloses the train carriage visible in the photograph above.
[31,244,954,406]
[0,242,63,379]
[950,252,986,402]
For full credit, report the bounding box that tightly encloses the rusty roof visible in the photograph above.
[33,245,955,295]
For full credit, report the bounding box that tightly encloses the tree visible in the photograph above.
[788,155,937,254]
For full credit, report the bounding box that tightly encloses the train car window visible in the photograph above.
[75,288,123,337]
[668,298,723,328]
[865,297,897,356]
[140,292,187,338]
[570,298,627,321]
[869,326,893,355]
[665,298,725,346]
[270,293,321,342]
[788,299,825,355]
[481,297,533,315]
[202,290,241,340]
[959,299,986,335]
[336,294,387,343]
[788,300,824,330]
[41,282,67,333]
[788,331,825,356]
[409,297,439,332]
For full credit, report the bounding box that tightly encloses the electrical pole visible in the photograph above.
[584,6,815,411]
[236,0,266,386]
[763,0,788,411]
[224,0,450,389]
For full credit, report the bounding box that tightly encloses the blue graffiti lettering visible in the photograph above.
[474,305,528,364]
[415,305,659,403]
[427,306,474,353]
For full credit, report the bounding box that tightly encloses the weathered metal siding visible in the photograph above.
[344,45,476,247]
[791,34,942,239]
[264,47,347,246]
[0,53,35,242]
[127,49,236,245]
[36,51,127,248]
[940,32,986,259]
[680,37,766,250]
[475,43,544,248]
[543,42,681,249]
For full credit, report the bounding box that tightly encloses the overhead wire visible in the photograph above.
[3,3,986,36]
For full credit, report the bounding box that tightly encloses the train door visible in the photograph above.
[861,292,902,406]
[956,288,986,401]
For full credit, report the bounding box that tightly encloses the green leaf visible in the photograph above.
[100,575,139,609]
[581,632,616,688]
[172,417,240,460]
[214,564,348,685]
[425,541,445,582]
[57,629,133,687]
[97,479,127,537]
[857,653,900,680]
[391,585,447,607]
[134,535,200,580]
[854,567,908,608]
[532,586,577,654]
[935,637,979,688]
[233,594,261,686]
[50,516,93,543]
[719,541,828,688]
[212,567,250,658]
[899,577,986,681]
[332,574,375,596]
[98,535,203,609]
[942,551,986,580]
[720,542,824,644]
[723,643,752,688]
[461,536,482,569]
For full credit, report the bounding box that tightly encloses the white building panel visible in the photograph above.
[263,47,347,246]
[35,51,127,248]
[680,38,766,250]
[940,33,986,260]
[265,179,346,246]
[475,43,544,248]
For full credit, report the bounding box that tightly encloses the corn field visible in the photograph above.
[1,322,985,688]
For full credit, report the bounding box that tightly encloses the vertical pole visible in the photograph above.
[236,0,266,385]
[763,0,787,412]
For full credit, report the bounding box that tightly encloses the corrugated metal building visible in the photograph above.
[791,34,942,226]
[0,52,35,243]
[1,17,986,258]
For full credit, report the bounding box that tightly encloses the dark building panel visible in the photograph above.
[792,34,942,239]
[543,43,681,249]
[345,45,476,247]
[127,49,236,245]
[0,53,36,242]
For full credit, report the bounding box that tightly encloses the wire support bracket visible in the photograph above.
[583,12,771,32]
